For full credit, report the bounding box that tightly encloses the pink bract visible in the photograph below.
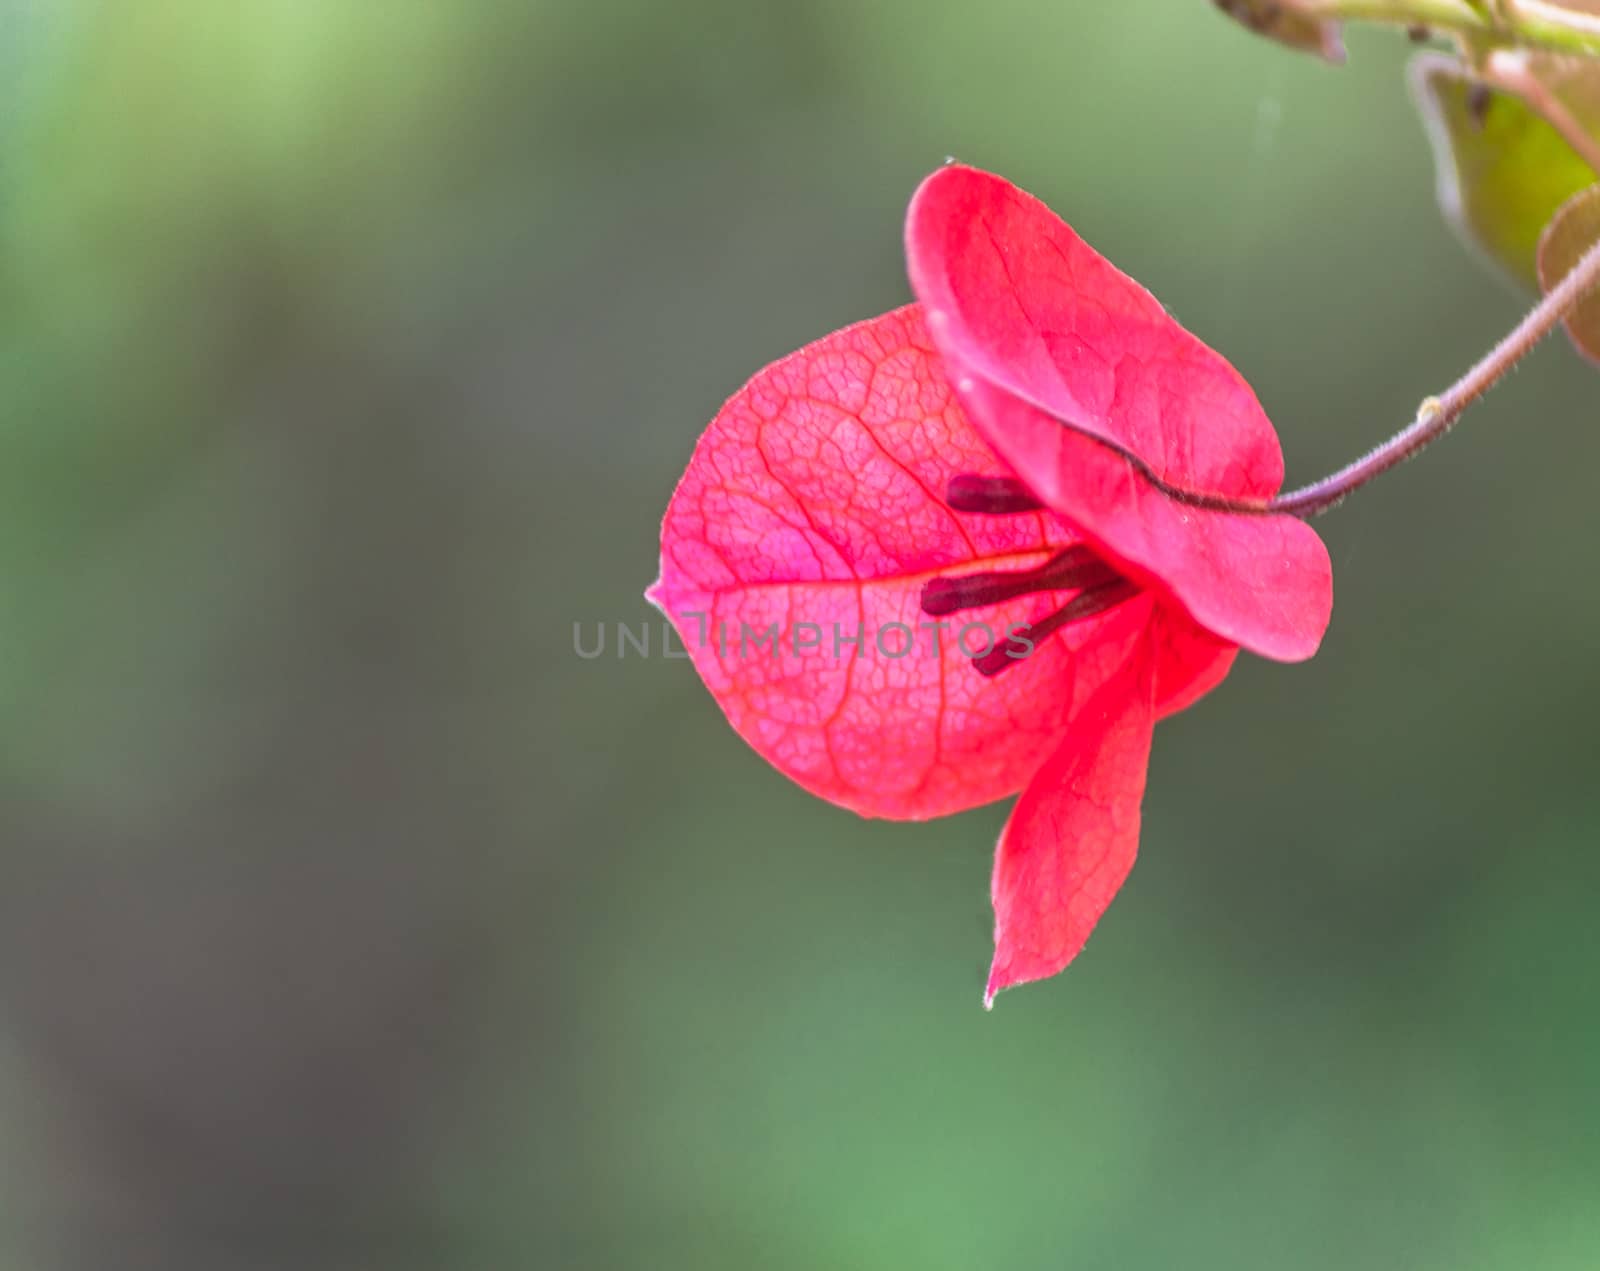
[649,166,1332,1002]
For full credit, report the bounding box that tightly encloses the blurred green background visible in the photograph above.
[2,2,1598,1267]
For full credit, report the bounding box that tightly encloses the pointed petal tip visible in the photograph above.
[984,954,1077,1008]
[643,576,667,614]
[983,957,1027,1009]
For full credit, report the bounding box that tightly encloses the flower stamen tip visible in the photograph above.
[944,473,1043,515]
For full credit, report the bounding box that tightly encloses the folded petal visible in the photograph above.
[953,375,1332,661]
[1151,607,1237,720]
[649,306,1154,820]
[906,164,1283,500]
[905,165,1332,661]
[985,628,1157,1006]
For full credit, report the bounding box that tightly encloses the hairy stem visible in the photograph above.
[1270,231,1600,515]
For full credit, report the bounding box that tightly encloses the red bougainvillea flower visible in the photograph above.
[648,164,1332,1004]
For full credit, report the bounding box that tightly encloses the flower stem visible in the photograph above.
[1271,232,1600,516]
[1280,0,1600,56]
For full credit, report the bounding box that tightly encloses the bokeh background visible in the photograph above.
[2,2,1598,1268]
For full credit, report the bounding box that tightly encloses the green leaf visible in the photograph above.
[1410,51,1599,290]
[1536,182,1600,365]
[1210,1,1344,63]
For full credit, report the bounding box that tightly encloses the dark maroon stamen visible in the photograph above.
[971,579,1140,678]
[920,546,1118,617]
[945,474,1044,515]
[938,472,1139,676]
